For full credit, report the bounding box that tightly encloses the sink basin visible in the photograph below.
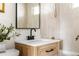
[26,39,48,44]
[26,39,59,44]
[15,38,60,46]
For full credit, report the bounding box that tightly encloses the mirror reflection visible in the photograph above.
[16,3,40,29]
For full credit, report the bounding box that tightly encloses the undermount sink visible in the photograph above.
[26,39,47,44]
[15,38,60,46]
[26,39,53,43]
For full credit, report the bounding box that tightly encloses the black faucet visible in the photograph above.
[27,28,36,40]
[30,28,36,36]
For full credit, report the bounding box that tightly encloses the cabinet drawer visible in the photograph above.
[37,42,59,56]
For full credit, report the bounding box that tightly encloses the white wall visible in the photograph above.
[0,3,15,26]
[40,3,60,39]
[59,3,79,55]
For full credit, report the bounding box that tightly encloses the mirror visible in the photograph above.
[16,3,40,29]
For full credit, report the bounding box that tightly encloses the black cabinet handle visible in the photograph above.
[46,49,54,52]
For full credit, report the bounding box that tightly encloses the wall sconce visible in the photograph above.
[0,3,5,13]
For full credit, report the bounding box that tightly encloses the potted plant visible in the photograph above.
[0,24,20,53]
[0,24,21,42]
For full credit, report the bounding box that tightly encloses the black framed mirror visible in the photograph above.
[16,3,40,29]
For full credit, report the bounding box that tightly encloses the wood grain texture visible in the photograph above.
[15,42,60,56]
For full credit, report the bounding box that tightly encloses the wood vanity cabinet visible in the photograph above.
[15,43,34,56]
[15,42,59,56]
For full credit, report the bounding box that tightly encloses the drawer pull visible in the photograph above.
[46,49,54,52]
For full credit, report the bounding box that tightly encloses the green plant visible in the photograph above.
[0,24,20,42]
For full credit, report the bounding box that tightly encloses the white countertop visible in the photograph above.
[15,39,61,47]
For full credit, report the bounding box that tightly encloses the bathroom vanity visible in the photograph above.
[15,39,61,56]
[15,3,61,56]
